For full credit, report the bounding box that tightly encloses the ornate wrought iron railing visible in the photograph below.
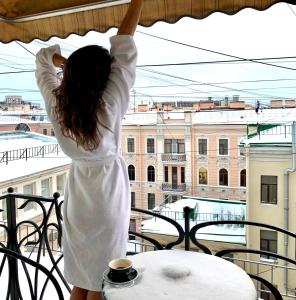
[0,188,69,299]
[1,190,295,299]
[161,183,186,192]
[161,153,186,162]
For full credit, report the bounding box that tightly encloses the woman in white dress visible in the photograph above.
[35,1,144,299]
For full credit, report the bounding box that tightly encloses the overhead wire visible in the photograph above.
[137,31,296,71]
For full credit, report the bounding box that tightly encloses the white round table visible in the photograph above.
[103,250,257,300]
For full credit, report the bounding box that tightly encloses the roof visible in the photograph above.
[240,124,293,146]
[142,196,246,244]
[122,108,296,126]
[0,131,70,184]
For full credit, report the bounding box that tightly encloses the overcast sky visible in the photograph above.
[0,2,296,108]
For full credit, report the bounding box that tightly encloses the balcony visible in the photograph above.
[161,153,186,163]
[0,189,295,299]
[162,183,186,192]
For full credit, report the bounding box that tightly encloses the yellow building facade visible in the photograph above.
[241,123,296,299]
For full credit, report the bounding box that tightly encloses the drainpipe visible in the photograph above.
[283,121,296,291]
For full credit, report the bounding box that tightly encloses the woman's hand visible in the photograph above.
[117,0,144,36]
[53,53,67,68]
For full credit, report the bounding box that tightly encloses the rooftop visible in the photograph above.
[122,108,296,126]
[0,131,70,184]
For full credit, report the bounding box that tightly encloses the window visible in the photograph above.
[181,167,185,183]
[260,283,276,300]
[147,138,155,153]
[199,167,208,185]
[240,169,246,187]
[128,165,135,181]
[148,193,155,210]
[198,139,207,155]
[147,166,155,182]
[164,166,168,182]
[131,192,135,208]
[260,230,277,260]
[41,178,52,198]
[219,139,228,155]
[219,169,228,186]
[23,183,36,211]
[261,176,277,204]
[129,219,136,240]
[127,138,135,153]
[51,128,55,136]
[57,173,66,196]
[23,183,35,195]
[164,139,185,153]
[43,128,48,135]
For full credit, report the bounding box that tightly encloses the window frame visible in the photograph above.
[261,175,277,204]
[199,167,208,185]
[219,168,228,186]
[128,165,135,181]
[198,138,207,155]
[240,169,246,187]
[147,165,155,182]
[146,138,155,154]
[260,230,278,260]
[127,137,135,153]
[218,138,229,156]
[148,193,155,210]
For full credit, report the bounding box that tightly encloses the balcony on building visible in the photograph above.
[161,139,186,163]
[162,182,186,192]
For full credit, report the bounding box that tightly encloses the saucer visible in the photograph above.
[103,268,138,285]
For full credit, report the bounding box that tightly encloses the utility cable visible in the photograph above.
[137,31,296,71]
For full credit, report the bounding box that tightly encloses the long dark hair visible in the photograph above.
[53,45,112,151]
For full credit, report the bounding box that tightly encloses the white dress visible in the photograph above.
[35,35,137,291]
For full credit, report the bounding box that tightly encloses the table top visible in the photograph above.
[103,250,257,300]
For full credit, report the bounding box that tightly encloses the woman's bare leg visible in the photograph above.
[87,291,103,300]
[70,286,88,300]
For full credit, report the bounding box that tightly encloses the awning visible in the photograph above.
[0,0,293,43]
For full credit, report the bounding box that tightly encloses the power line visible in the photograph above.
[140,68,280,99]
[137,56,296,68]
[137,31,296,71]
[134,78,296,89]
[15,41,36,57]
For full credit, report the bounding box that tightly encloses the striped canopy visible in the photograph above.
[0,0,293,43]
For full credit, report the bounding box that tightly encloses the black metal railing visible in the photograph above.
[161,153,186,162]
[161,183,186,192]
[1,189,295,299]
[153,210,244,223]
[0,144,60,165]
[0,188,69,299]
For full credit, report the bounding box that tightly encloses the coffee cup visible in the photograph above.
[108,258,133,281]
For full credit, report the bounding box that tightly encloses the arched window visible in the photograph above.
[15,123,30,131]
[147,166,155,182]
[219,168,228,186]
[240,169,246,187]
[199,167,208,185]
[128,165,135,181]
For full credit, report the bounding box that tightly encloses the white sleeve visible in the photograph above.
[107,35,137,118]
[35,44,61,118]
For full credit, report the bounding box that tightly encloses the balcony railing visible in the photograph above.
[154,210,244,224]
[162,183,186,192]
[161,153,186,162]
[0,144,60,165]
[0,189,295,299]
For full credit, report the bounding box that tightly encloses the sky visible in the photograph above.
[0,2,296,109]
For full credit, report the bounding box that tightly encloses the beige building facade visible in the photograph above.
[241,123,296,299]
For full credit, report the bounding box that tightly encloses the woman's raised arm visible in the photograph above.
[117,0,144,36]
